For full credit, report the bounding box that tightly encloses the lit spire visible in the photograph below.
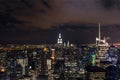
[59,33,61,38]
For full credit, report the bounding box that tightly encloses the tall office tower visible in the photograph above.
[39,49,48,75]
[96,23,109,60]
[57,33,63,44]
[51,49,55,65]
[17,58,28,75]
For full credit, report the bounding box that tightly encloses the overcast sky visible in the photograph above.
[0,0,120,44]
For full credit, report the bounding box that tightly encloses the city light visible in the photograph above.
[0,68,5,72]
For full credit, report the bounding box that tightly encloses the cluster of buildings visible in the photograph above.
[0,24,120,80]
[80,24,120,80]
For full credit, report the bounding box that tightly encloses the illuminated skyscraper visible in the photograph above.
[67,41,70,47]
[96,23,109,60]
[57,33,63,44]
[91,53,96,66]
[51,49,55,64]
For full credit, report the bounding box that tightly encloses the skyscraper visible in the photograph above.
[57,33,63,44]
[96,23,109,60]
[51,49,55,65]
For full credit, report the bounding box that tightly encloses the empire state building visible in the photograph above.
[57,33,63,44]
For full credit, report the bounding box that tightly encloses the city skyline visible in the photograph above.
[0,0,120,44]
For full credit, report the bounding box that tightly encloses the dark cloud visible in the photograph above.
[0,0,120,44]
[100,0,120,10]
[57,24,97,32]
[20,0,33,8]
[101,0,116,9]
[1,0,120,30]
[0,0,52,30]
[0,13,25,31]
[40,0,51,8]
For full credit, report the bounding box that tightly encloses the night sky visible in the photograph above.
[0,0,120,44]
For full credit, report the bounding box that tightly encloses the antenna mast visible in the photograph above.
[98,23,101,40]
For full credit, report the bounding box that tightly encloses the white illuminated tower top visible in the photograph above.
[57,33,63,44]
[96,23,109,60]
[96,23,108,46]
